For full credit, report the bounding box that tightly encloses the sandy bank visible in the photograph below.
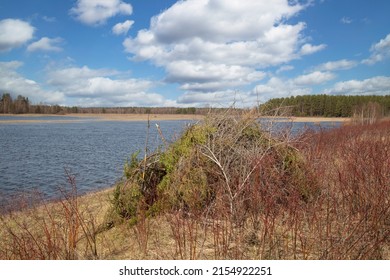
[0,113,203,124]
[271,116,350,123]
[0,113,349,124]
[68,113,204,121]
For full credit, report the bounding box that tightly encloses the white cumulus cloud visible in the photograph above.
[362,33,390,65]
[165,61,266,92]
[177,90,240,107]
[27,37,64,52]
[0,19,35,52]
[253,70,335,102]
[0,61,64,104]
[300,43,327,55]
[325,76,390,95]
[112,20,134,35]
[294,71,335,86]
[315,59,358,71]
[70,0,133,26]
[0,62,171,107]
[254,76,313,102]
[124,0,323,96]
[46,65,169,107]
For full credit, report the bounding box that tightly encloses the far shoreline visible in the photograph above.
[0,113,203,124]
[0,113,350,124]
[267,116,350,123]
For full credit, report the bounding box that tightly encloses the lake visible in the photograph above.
[0,115,341,208]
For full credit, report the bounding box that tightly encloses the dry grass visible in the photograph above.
[295,120,390,259]
[0,172,111,260]
[1,112,388,260]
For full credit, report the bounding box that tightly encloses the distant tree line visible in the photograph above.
[0,93,30,114]
[260,94,390,117]
[0,93,76,114]
[0,93,223,115]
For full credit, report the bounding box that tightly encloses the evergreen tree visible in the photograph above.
[261,95,390,117]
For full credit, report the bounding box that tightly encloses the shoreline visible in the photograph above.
[0,113,350,124]
[267,116,350,123]
[0,184,115,215]
[0,113,203,124]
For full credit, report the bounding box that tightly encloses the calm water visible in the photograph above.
[0,117,193,207]
[0,116,341,208]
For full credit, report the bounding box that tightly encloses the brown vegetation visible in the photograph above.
[0,171,110,259]
[0,111,388,260]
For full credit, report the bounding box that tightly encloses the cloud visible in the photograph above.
[293,71,335,85]
[340,17,353,24]
[315,59,358,71]
[176,89,268,108]
[70,0,133,26]
[112,20,134,35]
[46,65,169,107]
[42,16,56,23]
[0,19,35,52]
[300,43,327,55]
[0,62,170,107]
[147,0,303,44]
[27,37,64,52]
[362,33,390,65]
[253,70,335,102]
[46,65,118,85]
[124,0,322,94]
[0,61,64,104]
[253,76,313,102]
[177,90,242,107]
[276,65,294,73]
[165,61,266,92]
[325,76,390,95]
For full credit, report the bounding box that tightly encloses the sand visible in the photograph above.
[269,116,350,123]
[0,113,203,124]
[0,113,350,124]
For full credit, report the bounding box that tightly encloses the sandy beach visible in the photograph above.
[0,113,350,124]
[0,113,203,124]
[271,116,350,123]
[69,113,204,121]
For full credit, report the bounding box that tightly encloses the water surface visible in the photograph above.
[0,116,341,208]
[0,117,192,207]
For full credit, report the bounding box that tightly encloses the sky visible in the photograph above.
[0,0,389,108]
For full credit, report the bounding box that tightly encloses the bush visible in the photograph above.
[110,110,315,225]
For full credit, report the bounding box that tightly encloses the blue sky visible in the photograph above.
[0,0,389,107]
